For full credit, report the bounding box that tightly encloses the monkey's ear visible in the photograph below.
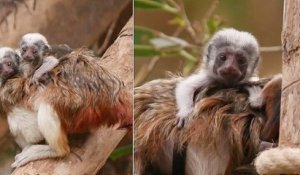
[44,44,51,53]
[14,53,21,65]
[206,44,212,60]
[253,56,260,69]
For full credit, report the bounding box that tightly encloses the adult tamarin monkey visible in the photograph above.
[0,47,132,167]
[175,28,261,128]
[135,74,281,175]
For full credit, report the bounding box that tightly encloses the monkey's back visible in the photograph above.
[36,49,132,133]
[134,77,267,174]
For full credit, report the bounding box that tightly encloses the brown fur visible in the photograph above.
[0,49,132,132]
[0,75,32,116]
[33,49,132,132]
[135,77,271,174]
[259,76,282,142]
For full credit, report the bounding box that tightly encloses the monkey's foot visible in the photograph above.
[175,109,192,128]
[259,141,277,152]
[246,86,263,109]
[176,118,186,129]
[11,145,57,168]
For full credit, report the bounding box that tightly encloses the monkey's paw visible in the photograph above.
[32,73,43,85]
[246,86,263,109]
[11,145,49,168]
[11,152,31,168]
[259,141,277,152]
[176,108,192,129]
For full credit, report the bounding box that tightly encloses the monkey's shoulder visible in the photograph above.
[0,77,28,106]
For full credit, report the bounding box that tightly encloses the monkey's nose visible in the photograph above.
[23,55,35,62]
[220,67,240,78]
[225,66,238,73]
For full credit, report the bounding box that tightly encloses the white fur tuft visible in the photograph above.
[0,47,15,59]
[211,28,259,52]
[21,33,49,46]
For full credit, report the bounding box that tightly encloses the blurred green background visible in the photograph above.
[135,0,283,86]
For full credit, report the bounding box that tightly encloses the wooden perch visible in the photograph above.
[0,0,130,48]
[12,17,133,175]
[254,2,300,174]
[280,0,300,147]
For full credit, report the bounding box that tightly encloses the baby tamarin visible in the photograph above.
[175,28,260,128]
[19,33,60,84]
[0,47,20,86]
[0,47,132,168]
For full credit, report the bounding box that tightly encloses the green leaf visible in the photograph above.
[150,35,189,50]
[135,45,160,57]
[110,144,132,161]
[134,26,156,45]
[178,49,197,62]
[205,16,224,37]
[134,0,162,9]
[134,0,178,14]
[169,16,185,26]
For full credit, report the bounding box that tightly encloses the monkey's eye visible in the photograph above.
[237,57,246,65]
[22,48,26,53]
[32,50,38,54]
[6,62,12,67]
[218,54,227,61]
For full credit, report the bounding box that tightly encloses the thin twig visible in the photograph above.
[199,0,220,44]
[134,56,160,86]
[177,0,200,44]
[173,26,184,37]
[166,0,180,9]
[135,22,184,85]
[33,0,37,10]
[260,46,282,52]
[98,20,117,55]
[202,0,220,20]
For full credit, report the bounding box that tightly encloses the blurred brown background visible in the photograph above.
[135,0,283,84]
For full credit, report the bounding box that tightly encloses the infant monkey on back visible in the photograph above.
[19,33,72,85]
[175,28,262,128]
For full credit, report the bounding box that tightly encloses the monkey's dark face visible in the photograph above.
[212,46,250,85]
[204,28,260,86]
[20,43,46,62]
[20,33,50,63]
[0,50,20,82]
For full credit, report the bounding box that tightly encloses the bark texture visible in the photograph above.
[0,0,130,48]
[280,0,300,147]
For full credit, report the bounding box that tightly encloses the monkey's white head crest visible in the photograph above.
[20,33,50,47]
[0,47,16,59]
[214,28,258,50]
